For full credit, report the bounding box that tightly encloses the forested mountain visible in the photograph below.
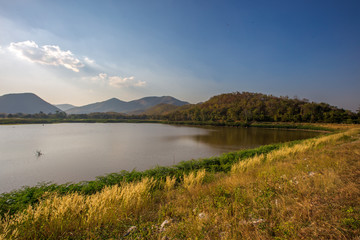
[66,96,189,114]
[133,103,182,115]
[0,93,61,114]
[163,92,358,123]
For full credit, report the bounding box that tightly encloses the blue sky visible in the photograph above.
[0,0,359,111]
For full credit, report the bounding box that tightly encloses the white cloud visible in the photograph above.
[8,40,84,72]
[134,80,146,87]
[84,57,95,65]
[98,73,108,79]
[88,73,146,88]
[109,76,134,87]
[4,41,145,88]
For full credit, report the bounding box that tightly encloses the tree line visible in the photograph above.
[161,92,359,124]
[1,92,359,124]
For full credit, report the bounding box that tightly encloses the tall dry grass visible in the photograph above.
[232,128,360,173]
[0,178,155,239]
[183,169,206,190]
[157,128,360,239]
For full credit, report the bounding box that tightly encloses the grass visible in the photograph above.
[0,178,156,239]
[0,125,359,239]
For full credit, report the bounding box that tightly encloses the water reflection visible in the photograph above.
[0,123,321,193]
[189,127,320,150]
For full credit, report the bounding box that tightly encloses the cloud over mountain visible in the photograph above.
[8,41,84,72]
[89,73,146,88]
[3,40,145,95]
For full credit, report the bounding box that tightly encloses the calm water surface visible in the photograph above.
[0,123,321,192]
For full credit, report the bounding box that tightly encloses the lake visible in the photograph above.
[0,123,321,193]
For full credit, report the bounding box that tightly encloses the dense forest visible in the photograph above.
[161,92,359,123]
[1,92,359,124]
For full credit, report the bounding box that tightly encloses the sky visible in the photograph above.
[0,0,359,111]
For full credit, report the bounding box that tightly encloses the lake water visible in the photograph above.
[0,123,321,193]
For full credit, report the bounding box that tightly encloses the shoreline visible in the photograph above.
[1,126,359,239]
[0,117,340,132]
[0,124,327,217]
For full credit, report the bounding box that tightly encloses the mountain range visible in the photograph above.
[65,96,188,114]
[0,93,189,115]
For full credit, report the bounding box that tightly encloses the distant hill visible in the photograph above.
[55,104,77,111]
[164,92,357,123]
[66,96,189,114]
[132,103,182,115]
[66,98,127,114]
[0,93,62,114]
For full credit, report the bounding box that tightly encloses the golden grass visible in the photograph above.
[0,178,155,239]
[232,128,360,173]
[158,128,360,239]
[183,169,206,191]
[164,176,176,191]
[1,127,359,239]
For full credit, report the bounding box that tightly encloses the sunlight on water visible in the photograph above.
[0,123,320,192]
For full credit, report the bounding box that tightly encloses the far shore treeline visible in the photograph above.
[1,92,359,124]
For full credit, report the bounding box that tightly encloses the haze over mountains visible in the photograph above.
[55,104,77,111]
[0,93,189,115]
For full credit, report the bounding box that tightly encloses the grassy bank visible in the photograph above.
[0,126,359,239]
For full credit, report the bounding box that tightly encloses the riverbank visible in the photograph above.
[1,125,359,239]
[0,138,292,217]
[0,117,338,132]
